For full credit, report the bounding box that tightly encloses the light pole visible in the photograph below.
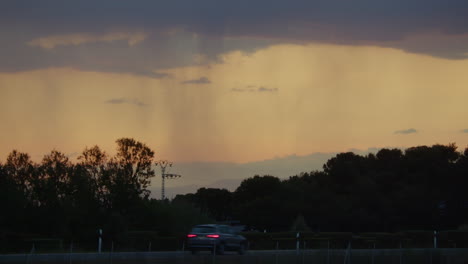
[155,160,181,200]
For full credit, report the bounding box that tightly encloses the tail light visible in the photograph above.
[206,234,220,238]
[187,234,197,238]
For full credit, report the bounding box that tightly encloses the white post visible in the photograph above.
[296,232,300,253]
[302,241,306,264]
[68,242,73,264]
[213,239,216,256]
[27,243,35,264]
[399,242,402,264]
[212,239,216,264]
[110,241,114,264]
[433,230,437,249]
[98,229,102,253]
[275,241,279,264]
[344,241,350,264]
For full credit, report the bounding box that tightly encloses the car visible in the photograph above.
[186,224,248,255]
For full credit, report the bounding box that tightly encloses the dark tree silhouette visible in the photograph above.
[78,145,109,206]
[2,142,468,252]
[113,138,155,198]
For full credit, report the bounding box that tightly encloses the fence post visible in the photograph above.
[68,242,73,264]
[343,241,351,264]
[181,241,186,264]
[31,243,36,264]
[399,241,403,264]
[148,241,152,252]
[98,229,102,253]
[26,243,35,264]
[108,241,114,264]
[275,241,279,264]
[212,239,216,264]
[296,232,300,255]
[302,240,306,264]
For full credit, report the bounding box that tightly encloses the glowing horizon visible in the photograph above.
[1,43,468,164]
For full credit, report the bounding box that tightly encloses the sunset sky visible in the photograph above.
[1,1,468,195]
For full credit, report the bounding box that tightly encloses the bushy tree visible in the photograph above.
[2,142,468,251]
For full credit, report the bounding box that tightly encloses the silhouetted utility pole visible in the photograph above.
[155,160,181,200]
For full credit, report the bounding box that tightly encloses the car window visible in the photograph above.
[228,227,236,234]
[192,226,216,233]
[218,226,229,234]
[219,225,235,234]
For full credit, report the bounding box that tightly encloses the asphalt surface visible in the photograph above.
[1,248,468,264]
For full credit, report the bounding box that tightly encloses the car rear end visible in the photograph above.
[186,225,221,253]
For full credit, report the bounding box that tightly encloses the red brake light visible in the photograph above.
[187,234,197,238]
[206,234,220,238]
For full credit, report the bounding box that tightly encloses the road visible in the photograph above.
[1,248,468,264]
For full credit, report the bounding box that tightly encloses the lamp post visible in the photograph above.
[155,160,181,200]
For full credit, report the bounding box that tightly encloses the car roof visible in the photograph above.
[194,224,224,227]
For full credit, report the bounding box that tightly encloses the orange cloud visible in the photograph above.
[27,32,148,49]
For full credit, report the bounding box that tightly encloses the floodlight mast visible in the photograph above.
[155,160,181,200]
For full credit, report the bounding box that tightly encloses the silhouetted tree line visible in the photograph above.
[0,138,209,249]
[2,141,468,248]
[175,143,468,233]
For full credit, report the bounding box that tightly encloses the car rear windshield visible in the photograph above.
[192,226,216,233]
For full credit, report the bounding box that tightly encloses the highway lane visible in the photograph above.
[0,250,306,264]
[1,248,467,264]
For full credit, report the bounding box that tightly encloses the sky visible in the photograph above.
[1,1,468,196]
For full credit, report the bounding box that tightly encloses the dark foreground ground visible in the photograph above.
[2,248,468,264]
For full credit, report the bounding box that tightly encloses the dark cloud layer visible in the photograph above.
[258,87,278,92]
[394,128,418,134]
[1,0,468,75]
[181,77,211,84]
[5,1,468,39]
[231,85,278,93]
[105,98,147,107]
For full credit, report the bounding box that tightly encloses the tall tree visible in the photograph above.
[0,161,27,232]
[235,175,282,203]
[192,188,232,220]
[38,150,72,205]
[105,138,156,218]
[4,150,35,199]
[233,175,287,231]
[114,138,155,197]
[78,145,109,205]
